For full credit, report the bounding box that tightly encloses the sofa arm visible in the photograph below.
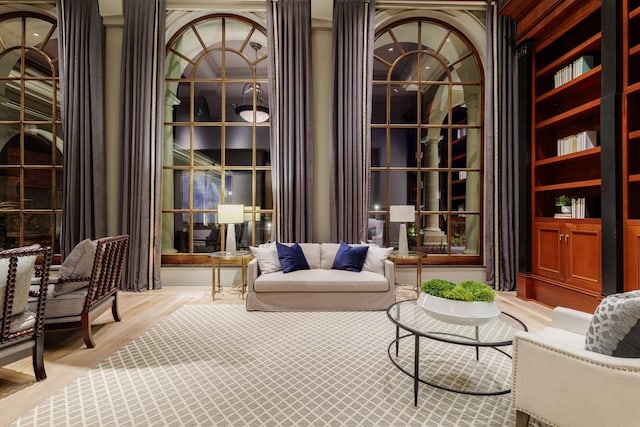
[247,258,258,292]
[384,259,395,290]
[551,306,593,335]
[513,330,640,427]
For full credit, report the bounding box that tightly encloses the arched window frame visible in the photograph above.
[370,17,484,265]
[162,14,272,264]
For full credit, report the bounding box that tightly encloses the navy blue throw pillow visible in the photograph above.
[275,242,310,273]
[332,242,369,272]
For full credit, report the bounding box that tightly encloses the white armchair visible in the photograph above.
[513,306,640,427]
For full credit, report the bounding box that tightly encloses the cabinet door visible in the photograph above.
[533,221,564,282]
[626,224,640,292]
[564,222,601,292]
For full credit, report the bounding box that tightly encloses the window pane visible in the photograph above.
[24,168,52,208]
[371,128,387,167]
[0,213,20,248]
[24,125,53,164]
[24,79,54,120]
[226,170,252,205]
[194,18,223,51]
[255,170,272,209]
[370,171,387,210]
[256,212,273,244]
[389,128,417,167]
[421,213,447,254]
[420,23,449,53]
[0,78,21,120]
[389,83,417,124]
[194,81,221,122]
[164,212,191,254]
[23,212,51,246]
[450,213,479,255]
[2,136,20,165]
[165,125,190,166]
[194,126,221,162]
[440,32,471,67]
[389,170,412,205]
[165,51,191,79]
[371,84,387,124]
[193,50,222,79]
[24,49,53,78]
[367,214,385,246]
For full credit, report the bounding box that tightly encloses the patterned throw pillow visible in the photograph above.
[249,243,281,274]
[585,291,640,358]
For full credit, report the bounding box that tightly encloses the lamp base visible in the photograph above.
[226,224,236,253]
[398,223,409,255]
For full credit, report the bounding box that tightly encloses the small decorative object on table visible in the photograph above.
[417,279,500,326]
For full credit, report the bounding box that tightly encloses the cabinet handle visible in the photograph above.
[559,234,564,241]
[565,234,569,242]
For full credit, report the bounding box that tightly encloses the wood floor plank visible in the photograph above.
[0,287,551,426]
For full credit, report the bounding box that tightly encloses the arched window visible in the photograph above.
[370,18,483,264]
[163,14,271,263]
[0,12,62,253]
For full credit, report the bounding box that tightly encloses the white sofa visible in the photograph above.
[246,243,395,311]
[512,306,640,427]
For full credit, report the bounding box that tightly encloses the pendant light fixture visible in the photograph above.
[234,42,269,123]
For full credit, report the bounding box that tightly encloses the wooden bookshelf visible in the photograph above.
[502,0,605,312]
[624,0,640,290]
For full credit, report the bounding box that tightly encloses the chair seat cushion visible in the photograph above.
[254,269,389,293]
[29,285,88,319]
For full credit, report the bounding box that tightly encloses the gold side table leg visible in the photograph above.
[211,259,217,300]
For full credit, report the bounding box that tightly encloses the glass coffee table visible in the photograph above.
[386,299,527,406]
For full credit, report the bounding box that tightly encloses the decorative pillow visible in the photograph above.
[585,290,640,358]
[332,242,369,273]
[249,244,281,274]
[361,245,393,275]
[55,239,97,296]
[275,242,310,273]
[0,244,39,316]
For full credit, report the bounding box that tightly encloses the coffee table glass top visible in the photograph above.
[387,299,527,346]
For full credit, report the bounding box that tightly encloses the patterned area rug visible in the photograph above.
[14,305,515,426]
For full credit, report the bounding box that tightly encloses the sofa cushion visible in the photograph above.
[250,244,281,274]
[55,239,96,296]
[0,244,39,316]
[320,243,341,269]
[276,242,310,273]
[585,290,640,357]
[298,243,321,269]
[332,242,368,272]
[360,245,394,275]
[253,269,390,293]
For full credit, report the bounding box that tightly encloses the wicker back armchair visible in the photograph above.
[0,245,51,380]
[31,235,129,348]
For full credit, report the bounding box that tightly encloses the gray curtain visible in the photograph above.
[484,3,496,285]
[118,0,165,291]
[496,15,518,291]
[56,0,107,257]
[267,0,314,243]
[329,0,375,244]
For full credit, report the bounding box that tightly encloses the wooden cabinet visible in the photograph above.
[533,219,601,293]
[624,0,640,291]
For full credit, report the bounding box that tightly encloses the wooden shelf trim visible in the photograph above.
[629,130,640,140]
[535,179,601,192]
[536,33,601,78]
[535,146,600,166]
[535,99,600,129]
[626,81,640,94]
[630,6,640,20]
[630,174,640,183]
[630,44,640,58]
[536,65,601,103]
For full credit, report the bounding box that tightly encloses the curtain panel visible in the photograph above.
[329,0,375,244]
[267,0,314,243]
[56,0,107,257]
[118,0,165,291]
[496,15,518,291]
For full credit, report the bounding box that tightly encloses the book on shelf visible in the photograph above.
[553,55,594,88]
[556,130,598,156]
[554,213,572,218]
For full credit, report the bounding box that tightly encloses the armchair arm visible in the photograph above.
[246,258,258,292]
[513,331,640,427]
[551,306,593,335]
[384,259,395,290]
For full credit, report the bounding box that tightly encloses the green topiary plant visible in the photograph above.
[421,279,495,302]
[420,278,455,298]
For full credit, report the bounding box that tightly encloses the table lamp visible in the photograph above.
[217,204,244,252]
[390,205,415,255]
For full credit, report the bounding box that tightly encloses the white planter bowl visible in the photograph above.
[417,293,501,326]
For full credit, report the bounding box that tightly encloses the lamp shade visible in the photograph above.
[390,205,415,222]
[217,204,244,224]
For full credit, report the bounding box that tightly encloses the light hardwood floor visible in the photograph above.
[0,286,552,426]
